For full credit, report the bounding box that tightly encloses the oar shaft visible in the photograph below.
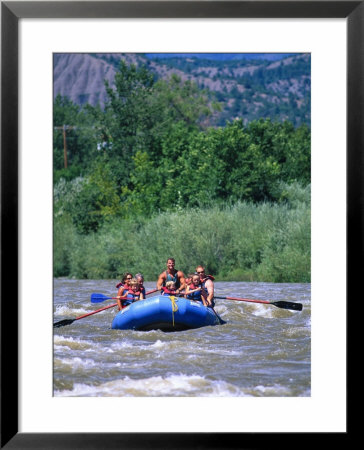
[211,307,226,325]
[75,303,118,320]
[146,289,158,295]
[56,288,160,328]
[214,295,302,311]
[215,296,270,305]
[53,302,118,328]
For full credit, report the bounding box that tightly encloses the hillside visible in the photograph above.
[53,52,310,127]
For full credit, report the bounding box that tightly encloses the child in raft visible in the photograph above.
[135,273,146,298]
[161,280,177,295]
[184,274,193,287]
[117,278,144,311]
[185,273,208,306]
[183,273,196,298]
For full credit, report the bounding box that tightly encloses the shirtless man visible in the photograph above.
[195,265,214,307]
[157,258,186,294]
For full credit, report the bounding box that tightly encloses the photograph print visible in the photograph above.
[53,53,311,397]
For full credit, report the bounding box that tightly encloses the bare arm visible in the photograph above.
[177,271,186,292]
[187,286,201,294]
[116,287,126,311]
[204,279,214,306]
[156,272,166,290]
[185,285,192,295]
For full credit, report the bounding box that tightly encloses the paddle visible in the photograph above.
[54,289,160,328]
[91,293,120,303]
[53,303,117,328]
[214,296,303,311]
[210,306,226,325]
[91,288,158,303]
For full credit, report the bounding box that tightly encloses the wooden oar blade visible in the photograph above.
[271,301,303,311]
[53,318,75,328]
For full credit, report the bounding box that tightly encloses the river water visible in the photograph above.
[53,279,311,397]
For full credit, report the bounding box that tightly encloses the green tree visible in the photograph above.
[95,61,157,185]
[121,150,163,217]
[62,162,123,234]
[152,74,217,136]
[66,180,104,234]
[53,95,98,182]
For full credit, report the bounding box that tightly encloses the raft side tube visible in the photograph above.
[111,295,221,331]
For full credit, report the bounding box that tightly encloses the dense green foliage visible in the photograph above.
[54,182,310,282]
[54,59,311,282]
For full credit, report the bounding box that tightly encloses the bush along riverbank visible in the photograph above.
[54,182,310,283]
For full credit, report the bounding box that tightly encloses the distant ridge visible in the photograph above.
[145,53,299,61]
[54,52,310,127]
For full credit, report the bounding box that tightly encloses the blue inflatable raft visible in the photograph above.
[111,295,223,332]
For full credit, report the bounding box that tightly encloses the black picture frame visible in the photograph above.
[1,1,358,448]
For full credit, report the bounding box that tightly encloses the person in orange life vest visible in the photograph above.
[185,274,208,306]
[156,258,186,294]
[135,273,146,298]
[161,280,177,295]
[116,272,133,290]
[116,278,144,311]
[195,265,214,307]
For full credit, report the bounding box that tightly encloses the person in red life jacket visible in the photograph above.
[135,273,146,298]
[161,280,177,295]
[116,272,133,290]
[116,278,144,311]
[157,258,186,294]
[195,265,215,307]
[185,274,208,306]
[116,273,133,301]
[183,274,195,297]
[184,274,193,288]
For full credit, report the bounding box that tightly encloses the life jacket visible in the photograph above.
[121,288,141,306]
[161,286,177,295]
[116,282,124,289]
[201,275,214,292]
[164,270,181,289]
[202,275,215,282]
[186,283,204,302]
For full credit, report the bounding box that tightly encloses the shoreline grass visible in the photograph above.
[54,183,310,283]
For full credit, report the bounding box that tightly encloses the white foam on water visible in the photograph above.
[110,338,176,353]
[150,339,165,348]
[254,384,295,396]
[54,373,251,397]
[284,326,310,338]
[54,335,94,346]
[55,356,98,370]
[201,348,242,356]
[109,339,143,351]
[54,304,90,317]
[53,335,106,353]
[249,304,279,318]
